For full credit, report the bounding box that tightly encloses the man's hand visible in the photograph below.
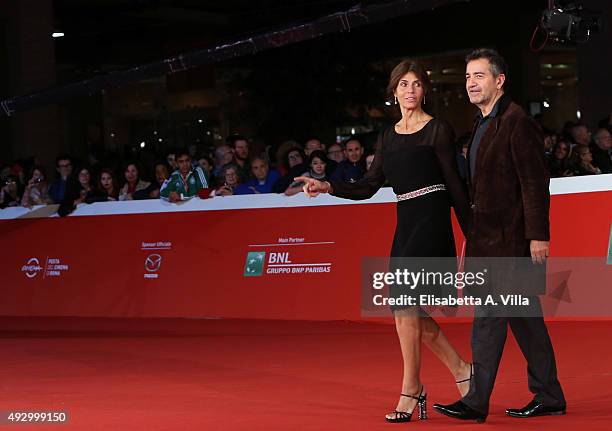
[530,240,549,264]
[168,191,181,203]
[294,176,331,197]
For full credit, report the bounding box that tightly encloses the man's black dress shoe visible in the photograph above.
[432,400,487,423]
[506,399,566,418]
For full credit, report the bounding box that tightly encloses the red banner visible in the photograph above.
[1,185,610,320]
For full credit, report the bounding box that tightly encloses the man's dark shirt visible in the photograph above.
[590,143,612,174]
[469,96,503,180]
[330,160,365,184]
[49,178,67,204]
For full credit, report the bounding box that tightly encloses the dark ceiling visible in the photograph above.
[52,0,367,73]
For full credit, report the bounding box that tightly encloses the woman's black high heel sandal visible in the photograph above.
[385,386,427,423]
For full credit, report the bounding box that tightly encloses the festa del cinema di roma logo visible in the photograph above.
[20,257,69,278]
[21,257,43,278]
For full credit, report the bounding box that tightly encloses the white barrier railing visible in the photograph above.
[1,174,611,220]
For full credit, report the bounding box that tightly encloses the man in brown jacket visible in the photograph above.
[433,49,566,422]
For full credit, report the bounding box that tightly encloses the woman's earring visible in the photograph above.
[423,94,426,105]
[394,96,398,105]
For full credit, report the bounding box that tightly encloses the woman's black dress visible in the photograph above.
[330,119,470,310]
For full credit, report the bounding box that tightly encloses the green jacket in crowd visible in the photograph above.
[160,166,209,199]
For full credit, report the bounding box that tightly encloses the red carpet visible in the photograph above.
[0,317,610,430]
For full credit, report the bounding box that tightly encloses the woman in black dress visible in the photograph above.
[295,60,473,423]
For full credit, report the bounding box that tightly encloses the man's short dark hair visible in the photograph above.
[226,134,248,148]
[154,161,171,171]
[250,155,269,166]
[175,148,191,159]
[343,138,362,148]
[55,154,72,167]
[465,48,508,78]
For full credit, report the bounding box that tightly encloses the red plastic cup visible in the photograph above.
[198,188,212,199]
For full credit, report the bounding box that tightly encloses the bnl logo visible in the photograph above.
[243,252,291,276]
[244,252,266,276]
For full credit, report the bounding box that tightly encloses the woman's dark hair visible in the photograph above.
[122,161,142,182]
[387,60,431,98]
[75,165,93,184]
[97,168,119,197]
[284,146,306,168]
[547,140,573,178]
[308,150,328,166]
[27,165,48,183]
[553,140,571,161]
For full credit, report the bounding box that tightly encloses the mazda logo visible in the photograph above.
[145,254,162,272]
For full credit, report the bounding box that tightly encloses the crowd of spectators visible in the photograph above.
[1,113,610,213]
[543,116,612,178]
[0,133,371,214]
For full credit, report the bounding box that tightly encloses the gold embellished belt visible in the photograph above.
[396,184,446,201]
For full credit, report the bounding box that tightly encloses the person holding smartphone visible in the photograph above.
[215,163,241,197]
[0,175,22,209]
[21,166,52,207]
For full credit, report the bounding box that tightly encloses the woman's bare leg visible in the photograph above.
[386,309,425,418]
[420,315,472,396]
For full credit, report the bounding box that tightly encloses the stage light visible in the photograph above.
[198,119,203,123]
[158,138,163,142]
[385,101,391,106]
[140,142,146,148]
[52,32,65,38]
[577,110,581,119]
[543,101,550,108]
[351,128,355,135]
